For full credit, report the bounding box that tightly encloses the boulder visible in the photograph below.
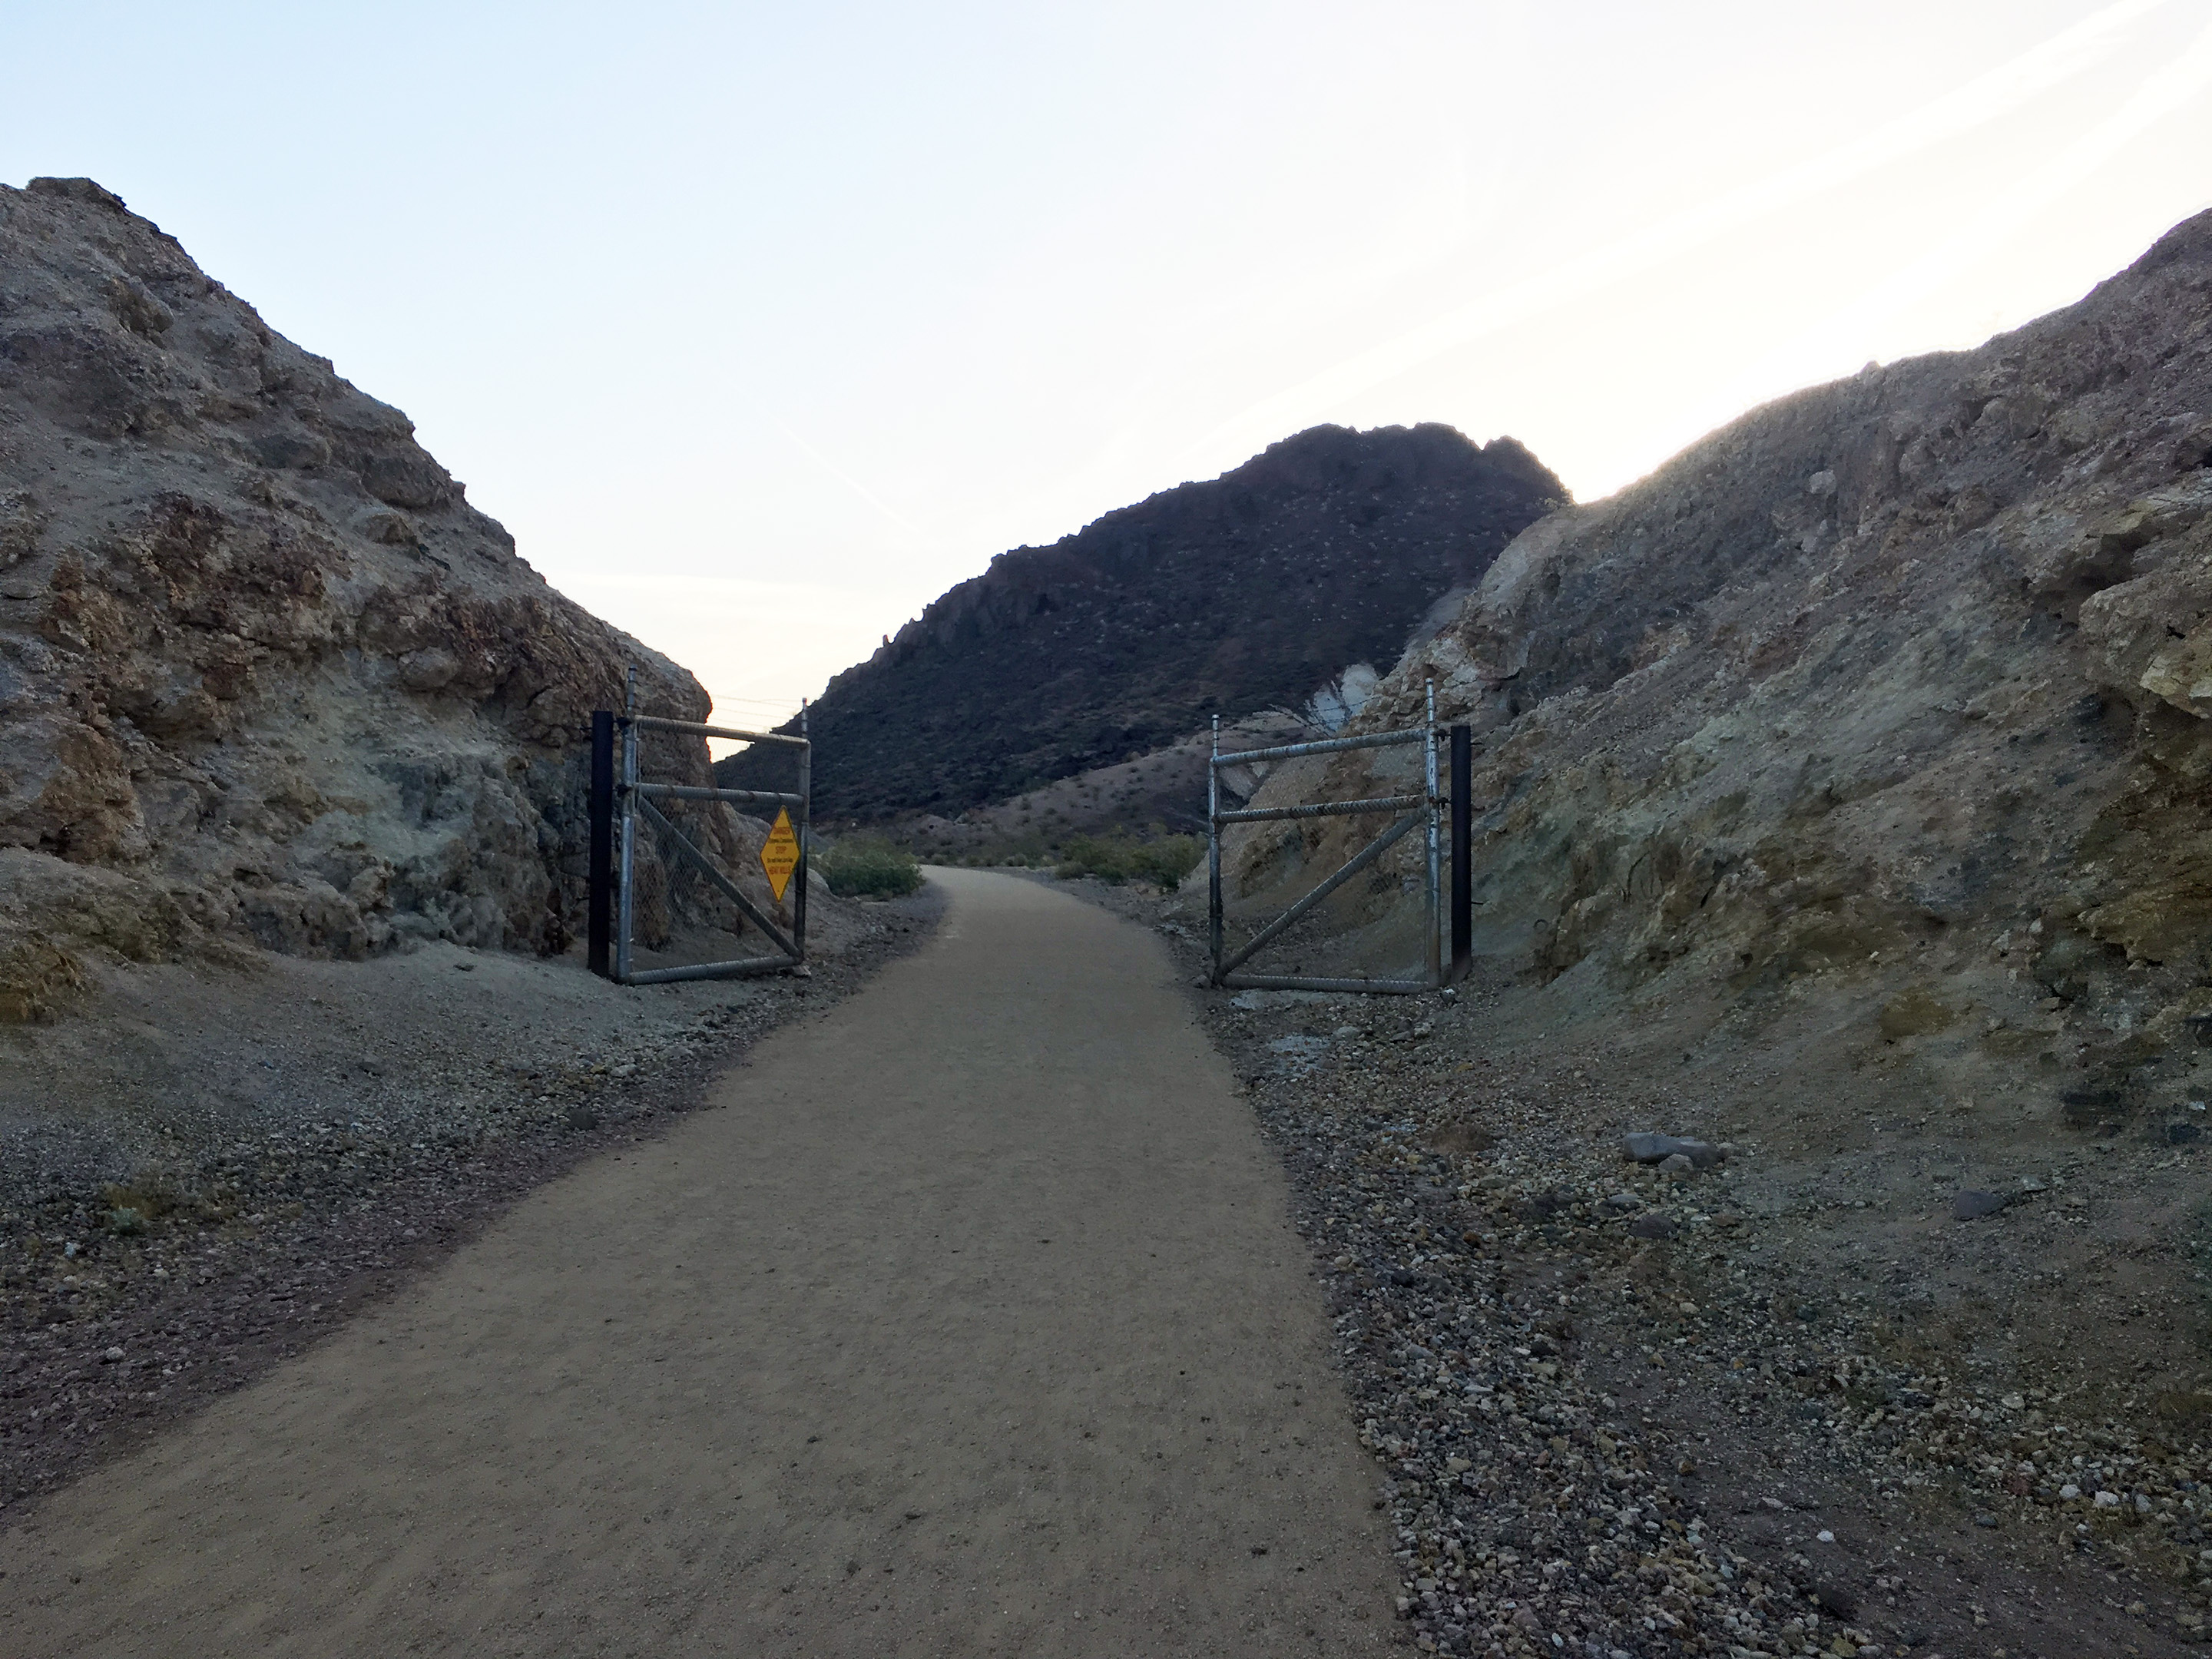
[1621,1132,1726,1168]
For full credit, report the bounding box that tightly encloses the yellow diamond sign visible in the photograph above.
[760,808,801,903]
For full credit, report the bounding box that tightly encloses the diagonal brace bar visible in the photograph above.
[1215,793,1425,826]
[634,793,800,962]
[1213,727,1426,767]
[637,783,803,809]
[1214,811,1422,982]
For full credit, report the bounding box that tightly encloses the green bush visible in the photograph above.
[816,833,923,899]
[1055,830,1204,889]
[957,831,1051,869]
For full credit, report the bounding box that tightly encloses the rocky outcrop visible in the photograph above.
[1232,207,2212,1124]
[719,422,1566,819]
[0,177,733,1018]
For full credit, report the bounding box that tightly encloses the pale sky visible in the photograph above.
[9,1,2212,738]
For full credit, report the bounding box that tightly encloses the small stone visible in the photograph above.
[2128,1600,2150,1618]
[2059,1483,2081,1499]
[1627,1213,1677,1240]
[1601,1192,1643,1213]
[1621,1132,1724,1167]
[2095,1490,2122,1507]
[1973,1512,1997,1528]
[1511,1606,1542,1631]
[1657,1153,1695,1176]
[101,1346,124,1363]
[453,961,475,972]
[1816,1529,1836,1543]
[1814,1581,1858,1618]
[1953,1190,2008,1220]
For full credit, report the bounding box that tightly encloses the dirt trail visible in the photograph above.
[2,869,1394,1657]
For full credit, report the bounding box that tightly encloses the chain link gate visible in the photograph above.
[1207,677,1472,995]
[586,670,811,985]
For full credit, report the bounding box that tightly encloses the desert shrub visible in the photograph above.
[816,834,923,898]
[1128,835,1204,889]
[1056,830,1204,889]
[950,832,1051,868]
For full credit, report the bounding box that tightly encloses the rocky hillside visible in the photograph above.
[1203,208,2212,1656]
[1230,204,2212,1125]
[719,423,1566,819]
[0,177,740,1019]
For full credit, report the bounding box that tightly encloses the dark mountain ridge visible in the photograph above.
[721,422,1566,818]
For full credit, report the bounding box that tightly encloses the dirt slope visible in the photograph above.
[1230,204,2212,1100]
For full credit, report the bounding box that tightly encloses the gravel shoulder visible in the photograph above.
[2,869,1396,1657]
[1054,873,2212,1659]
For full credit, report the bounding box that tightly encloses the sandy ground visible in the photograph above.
[0,882,929,1515]
[1,869,1396,1657]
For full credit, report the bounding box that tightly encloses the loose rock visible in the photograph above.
[1952,1190,2008,1220]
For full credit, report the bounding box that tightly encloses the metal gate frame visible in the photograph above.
[1207,677,1472,995]
[586,671,811,985]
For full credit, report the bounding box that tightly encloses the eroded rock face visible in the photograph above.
[0,177,727,1015]
[1234,206,2212,1120]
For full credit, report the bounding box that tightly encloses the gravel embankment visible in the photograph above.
[1225,1004,2209,1658]
[1084,877,2210,1658]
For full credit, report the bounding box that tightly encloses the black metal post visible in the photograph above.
[791,704,810,965]
[587,710,614,978]
[1449,723,1472,982]
[1207,715,1222,985]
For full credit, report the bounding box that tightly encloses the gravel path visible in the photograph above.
[1,869,1396,1657]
